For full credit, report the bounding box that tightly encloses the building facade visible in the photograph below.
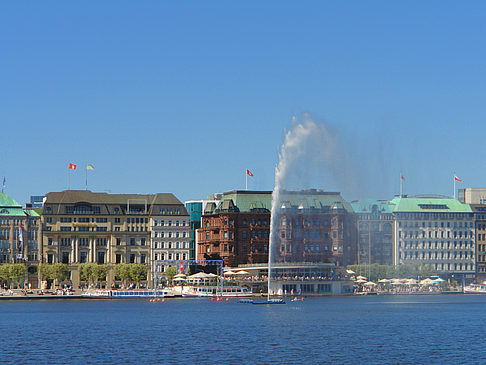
[0,193,41,288]
[458,188,486,204]
[274,190,356,267]
[198,191,271,267]
[351,199,394,266]
[392,196,475,280]
[197,190,357,268]
[41,190,188,288]
[471,204,486,280]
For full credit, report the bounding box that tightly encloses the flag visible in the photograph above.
[454,175,463,183]
[401,175,405,180]
[18,223,23,258]
[69,163,77,170]
[246,169,254,177]
[86,164,94,170]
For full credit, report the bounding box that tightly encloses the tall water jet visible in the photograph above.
[268,115,349,297]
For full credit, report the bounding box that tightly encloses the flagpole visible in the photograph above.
[68,169,70,190]
[453,173,456,200]
[246,171,248,191]
[85,166,88,191]
[400,173,403,198]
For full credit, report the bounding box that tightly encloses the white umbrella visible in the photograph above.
[356,275,367,280]
[235,270,250,275]
[346,269,355,274]
[224,271,236,276]
[174,273,187,278]
[378,279,391,283]
[363,281,377,286]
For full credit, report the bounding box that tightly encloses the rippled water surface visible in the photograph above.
[0,295,484,364]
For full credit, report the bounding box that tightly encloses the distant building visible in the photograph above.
[198,191,271,267]
[470,204,486,280]
[458,188,486,204]
[29,195,45,208]
[42,190,189,288]
[185,199,220,260]
[391,195,475,280]
[351,199,394,266]
[0,193,41,288]
[197,189,357,268]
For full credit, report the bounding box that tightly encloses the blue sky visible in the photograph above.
[1,2,485,204]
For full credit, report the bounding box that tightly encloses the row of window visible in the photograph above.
[153,220,187,227]
[154,231,187,238]
[154,252,187,261]
[400,220,474,228]
[401,251,474,260]
[400,230,474,239]
[400,241,474,250]
[153,242,188,249]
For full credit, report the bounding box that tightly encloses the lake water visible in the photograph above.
[0,295,484,364]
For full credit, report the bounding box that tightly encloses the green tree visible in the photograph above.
[114,263,131,287]
[129,264,147,288]
[10,264,27,288]
[165,266,177,283]
[51,263,69,287]
[80,263,108,287]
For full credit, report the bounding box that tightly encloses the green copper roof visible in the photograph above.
[390,196,472,213]
[351,199,394,214]
[0,193,21,208]
[214,190,353,213]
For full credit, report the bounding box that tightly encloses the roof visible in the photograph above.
[390,196,472,213]
[45,190,182,205]
[0,193,21,208]
[43,190,187,215]
[210,189,353,214]
[351,199,394,214]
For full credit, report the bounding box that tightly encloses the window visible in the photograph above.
[129,254,135,263]
[141,238,146,246]
[116,238,121,246]
[61,252,70,264]
[47,254,54,264]
[80,252,87,263]
[97,252,105,264]
[130,238,136,246]
[141,254,146,264]
[115,254,121,264]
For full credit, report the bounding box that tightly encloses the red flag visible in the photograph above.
[69,163,77,170]
[401,175,405,180]
[180,261,184,272]
[246,169,254,177]
[454,175,463,182]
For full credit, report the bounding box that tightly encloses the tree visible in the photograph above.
[165,266,177,283]
[51,263,69,287]
[129,264,147,288]
[80,263,108,287]
[10,264,27,288]
[114,264,131,287]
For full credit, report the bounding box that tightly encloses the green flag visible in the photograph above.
[86,164,94,170]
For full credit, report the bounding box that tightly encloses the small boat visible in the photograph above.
[182,286,252,298]
[464,282,486,294]
[82,289,174,298]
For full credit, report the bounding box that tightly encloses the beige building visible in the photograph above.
[41,190,188,288]
[458,188,486,204]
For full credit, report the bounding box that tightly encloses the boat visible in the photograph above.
[181,286,252,298]
[464,282,486,294]
[82,289,175,298]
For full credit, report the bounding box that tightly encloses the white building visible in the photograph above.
[391,195,475,280]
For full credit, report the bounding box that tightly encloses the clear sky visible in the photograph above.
[1,1,486,205]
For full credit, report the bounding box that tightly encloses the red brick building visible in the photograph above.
[197,190,357,267]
